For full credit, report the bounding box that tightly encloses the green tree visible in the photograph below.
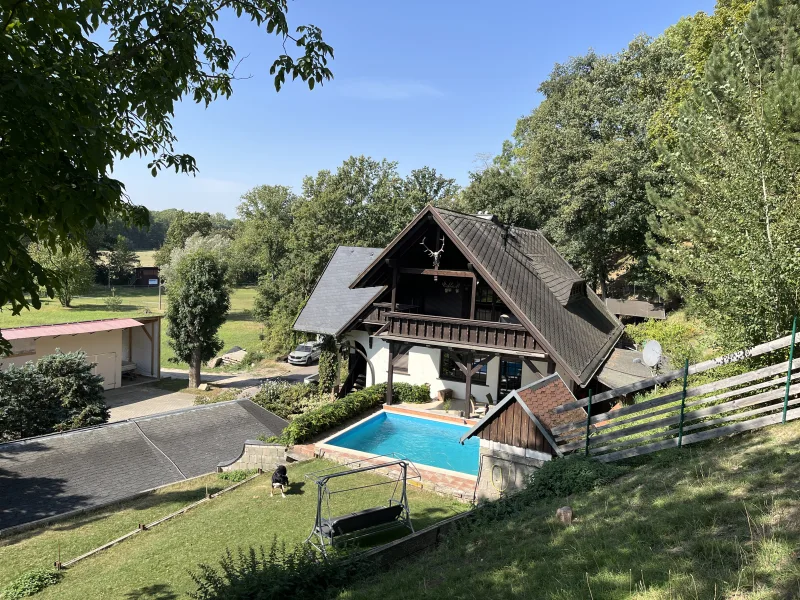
[154,211,215,266]
[107,235,140,284]
[160,232,232,284]
[512,36,675,296]
[28,244,95,307]
[458,166,535,228]
[1,0,333,340]
[166,250,231,387]
[0,364,60,442]
[35,351,108,430]
[648,0,800,347]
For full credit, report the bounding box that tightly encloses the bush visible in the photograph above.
[252,381,327,420]
[103,287,123,311]
[625,313,718,366]
[240,349,266,368]
[36,351,108,430]
[1,568,62,599]
[218,469,256,483]
[392,382,431,404]
[189,540,363,600]
[271,384,388,445]
[317,336,337,393]
[525,456,625,501]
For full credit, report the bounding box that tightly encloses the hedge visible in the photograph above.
[391,382,431,403]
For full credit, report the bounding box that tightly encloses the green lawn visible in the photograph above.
[340,420,800,600]
[0,286,263,370]
[1,460,466,600]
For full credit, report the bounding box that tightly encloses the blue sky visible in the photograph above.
[115,0,715,217]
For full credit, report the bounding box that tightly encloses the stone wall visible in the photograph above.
[476,440,550,501]
[217,440,286,473]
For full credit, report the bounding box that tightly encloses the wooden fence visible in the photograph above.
[551,322,799,462]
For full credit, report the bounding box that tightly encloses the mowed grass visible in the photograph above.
[1,460,467,600]
[340,420,800,600]
[0,286,263,370]
[134,250,158,267]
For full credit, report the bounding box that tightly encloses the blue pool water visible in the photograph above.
[326,412,480,475]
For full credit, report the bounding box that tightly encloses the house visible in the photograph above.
[0,316,162,389]
[133,266,160,287]
[294,206,623,412]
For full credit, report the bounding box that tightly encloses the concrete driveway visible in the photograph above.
[0,400,287,531]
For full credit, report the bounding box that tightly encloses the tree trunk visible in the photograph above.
[189,348,201,388]
[599,275,608,300]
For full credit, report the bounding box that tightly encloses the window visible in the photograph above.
[392,346,409,374]
[439,352,488,385]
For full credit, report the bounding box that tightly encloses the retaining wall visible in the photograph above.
[217,440,286,473]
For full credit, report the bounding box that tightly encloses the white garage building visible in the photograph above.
[1,316,162,390]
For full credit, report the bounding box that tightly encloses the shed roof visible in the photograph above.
[293,246,384,336]
[460,374,566,454]
[2,318,146,341]
[604,298,666,320]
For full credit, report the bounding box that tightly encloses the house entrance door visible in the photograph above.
[497,358,523,401]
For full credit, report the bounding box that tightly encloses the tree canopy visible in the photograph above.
[1,0,333,347]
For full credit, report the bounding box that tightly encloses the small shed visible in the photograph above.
[1,316,162,390]
[461,374,581,499]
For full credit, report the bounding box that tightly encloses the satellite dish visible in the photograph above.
[642,340,663,368]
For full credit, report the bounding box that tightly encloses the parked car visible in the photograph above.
[288,342,322,365]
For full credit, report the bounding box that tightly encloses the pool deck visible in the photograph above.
[292,405,481,502]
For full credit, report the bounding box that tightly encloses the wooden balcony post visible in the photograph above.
[386,342,395,405]
[470,276,477,320]
[464,351,473,418]
[391,266,398,311]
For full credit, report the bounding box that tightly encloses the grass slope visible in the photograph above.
[1,460,466,600]
[341,421,800,600]
[0,286,263,370]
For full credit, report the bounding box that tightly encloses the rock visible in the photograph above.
[556,506,573,525]
[198,383,211,392]
[207,357,223,368]
[221,350,247,365]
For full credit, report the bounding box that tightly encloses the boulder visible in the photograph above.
[198,383,211,392]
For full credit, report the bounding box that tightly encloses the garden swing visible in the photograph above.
[304,458,418,554]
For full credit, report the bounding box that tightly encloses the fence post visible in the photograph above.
[783,315,797,424]
[677,358,689,448]
[585,389,593,457]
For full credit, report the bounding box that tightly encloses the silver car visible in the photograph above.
[288,342,322,365]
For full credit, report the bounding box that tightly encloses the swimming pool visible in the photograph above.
[326,412,480,475]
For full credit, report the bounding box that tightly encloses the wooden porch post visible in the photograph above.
[470,276,477,320]
[386,342,395,405]
[391,266,398,311]
[464,351,474,417]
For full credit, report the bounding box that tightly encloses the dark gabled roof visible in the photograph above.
[459,374,564,455]
[293,246,384,337]
[350,206,623,387]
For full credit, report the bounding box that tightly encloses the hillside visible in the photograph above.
[340,420,800,599]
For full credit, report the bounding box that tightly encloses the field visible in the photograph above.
[340,420,800,600]
[0,286,263,370]
[135,250,158,268]
[0,460,467,599]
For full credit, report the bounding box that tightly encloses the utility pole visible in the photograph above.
[158,276,162,311]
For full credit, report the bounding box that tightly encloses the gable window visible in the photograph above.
[439,351,487,385]
[392,346,409,374]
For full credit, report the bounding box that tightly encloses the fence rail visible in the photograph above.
[551,321,799,462]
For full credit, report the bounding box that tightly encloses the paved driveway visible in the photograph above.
[0,400,286,531]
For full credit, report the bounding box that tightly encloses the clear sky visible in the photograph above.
[115,0,716,217]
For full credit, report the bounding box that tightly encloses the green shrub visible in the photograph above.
[36,350,108,430]
[392,382,431,404]
[317,336,337,393]
[218,469,256,483]
[240,349,266,368]
[189,540,363,600]
[1,568,62,599]
[271,384,387,445]
[626,313,718,365]
[252,381,327,420]
[525,456,625,501]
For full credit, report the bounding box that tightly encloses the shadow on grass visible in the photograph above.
[123,583,177,599]
[345,428,800,599]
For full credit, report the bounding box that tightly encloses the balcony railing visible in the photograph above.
[381,312,540,353]
[362,302,416,325]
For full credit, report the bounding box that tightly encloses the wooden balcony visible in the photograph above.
[362,302,416,325]
[380,312,541,354]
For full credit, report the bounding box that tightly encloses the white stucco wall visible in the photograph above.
[36,329,123,390]
[343,331,561,402]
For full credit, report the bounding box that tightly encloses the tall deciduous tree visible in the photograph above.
[107,235,140,284]
[1,0,333,348]
[154,211,215,266]
[648,0,800,347]
[28,244,95,308]
[166,250,231,387]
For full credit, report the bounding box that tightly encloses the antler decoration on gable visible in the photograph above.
[420,235,445,280]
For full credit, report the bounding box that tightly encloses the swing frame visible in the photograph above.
[304,458,416,554]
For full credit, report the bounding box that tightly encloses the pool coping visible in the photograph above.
[314,408,479,498]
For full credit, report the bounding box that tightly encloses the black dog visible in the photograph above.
[271,465,289,498]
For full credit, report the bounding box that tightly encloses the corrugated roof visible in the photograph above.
[293,246,384,336]
[2,318,146,341]
[434,208,622,386]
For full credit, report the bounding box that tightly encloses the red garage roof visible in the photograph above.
[1,318,145,341]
